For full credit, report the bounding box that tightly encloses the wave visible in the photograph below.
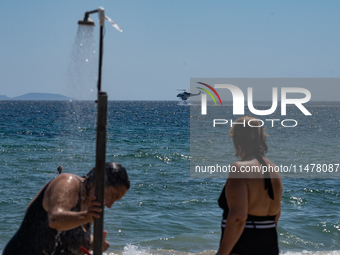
[72,245,340,255]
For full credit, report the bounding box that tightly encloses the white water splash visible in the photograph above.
[122,245,151,255]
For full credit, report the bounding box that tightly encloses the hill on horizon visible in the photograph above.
[0,93,75,101]
[0,95,10,100]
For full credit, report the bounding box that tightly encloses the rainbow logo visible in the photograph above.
[196,82,223,106]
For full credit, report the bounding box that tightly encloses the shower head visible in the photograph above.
[78,17,95,26]
[78,9,100,26]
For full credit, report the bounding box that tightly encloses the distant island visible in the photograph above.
[0,93,75,101]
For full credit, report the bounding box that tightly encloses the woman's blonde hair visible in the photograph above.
[229,116,268,158]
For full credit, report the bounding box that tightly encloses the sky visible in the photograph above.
[0,0,339,100]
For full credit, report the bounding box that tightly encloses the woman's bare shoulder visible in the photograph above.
[42,173,82,212]
[51,173,80,182]
[46,173,81,194]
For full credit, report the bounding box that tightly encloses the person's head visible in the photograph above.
[57,166,63,174]
[83,162,130,200]
[229,116,268,158]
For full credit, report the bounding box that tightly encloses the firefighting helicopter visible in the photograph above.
[176,89,201,102]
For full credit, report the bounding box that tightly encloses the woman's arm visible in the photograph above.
[218,171,248,255]
[44,174,102,231]
[48,197,102,231]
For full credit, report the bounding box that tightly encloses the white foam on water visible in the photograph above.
[281,251,340,255]
[1,248,340,255]
[104,245,215,255]
[122,244,152,255]
[104,247,340,255]
[107,246,340,255]
[104,244,151,255]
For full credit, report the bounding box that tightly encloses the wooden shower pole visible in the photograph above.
[93,7,107,255]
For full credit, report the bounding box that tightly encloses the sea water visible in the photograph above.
[0,101,339,255]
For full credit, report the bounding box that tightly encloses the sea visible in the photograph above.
[0,100,339,255]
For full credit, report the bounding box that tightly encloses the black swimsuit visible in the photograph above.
[218,155,279,255]
[3,179,91,255]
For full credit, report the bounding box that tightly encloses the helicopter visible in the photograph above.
[176,89,201,102]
